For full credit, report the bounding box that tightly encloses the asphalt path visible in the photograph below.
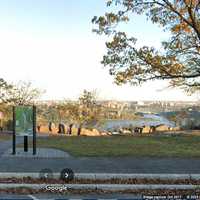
[0,137,23,156]
[0,193,145,200]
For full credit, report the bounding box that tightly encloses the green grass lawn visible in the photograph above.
[31,135,200,158]
[0,133,12,141]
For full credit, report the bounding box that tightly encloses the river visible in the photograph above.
[101,113,175,131]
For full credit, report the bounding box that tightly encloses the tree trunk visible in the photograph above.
[77,124,82,136]
[68,123,73,135]
[58,123,65,134]
[37,125,41,132]
[48,122,52,132]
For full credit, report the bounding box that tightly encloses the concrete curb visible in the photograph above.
[76,173,195,180]
[0,173,199,180]
[0,183,199,191]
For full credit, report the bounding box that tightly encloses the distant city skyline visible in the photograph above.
[37,99,199,103]
[0,0,198,101]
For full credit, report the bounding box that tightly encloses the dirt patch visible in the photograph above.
[1,177,200,185]
[0,188,200,196]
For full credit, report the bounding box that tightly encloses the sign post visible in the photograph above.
[33,106,36,155]
[12,106,16,155]
[13,105,36,155]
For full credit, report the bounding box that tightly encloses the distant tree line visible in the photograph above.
[0,79,138,134]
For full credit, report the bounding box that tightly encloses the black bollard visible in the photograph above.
[24,136,28,152]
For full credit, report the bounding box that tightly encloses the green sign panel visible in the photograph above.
[16,106,33,136]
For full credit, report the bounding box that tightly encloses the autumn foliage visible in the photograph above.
[92,0,200,93]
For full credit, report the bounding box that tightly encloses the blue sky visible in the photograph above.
[0,0,197,101]
[0,1,105,36]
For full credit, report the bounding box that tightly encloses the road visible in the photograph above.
[1,152,200,173]
[0,193,196,199]
[0,193,144,200]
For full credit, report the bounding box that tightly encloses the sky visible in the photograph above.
[0,0,198,101]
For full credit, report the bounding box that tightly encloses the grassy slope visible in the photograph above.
[34,135,200,157]
[0,134,11,141]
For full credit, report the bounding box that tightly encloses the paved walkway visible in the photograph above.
[2,148,70,158]
[0,137,23,156]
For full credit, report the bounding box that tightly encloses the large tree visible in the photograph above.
[92,0,200,93]
[0,78,13,103]
[5,81,43,106]
[0,79,43,130]
[77,90,102,135]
